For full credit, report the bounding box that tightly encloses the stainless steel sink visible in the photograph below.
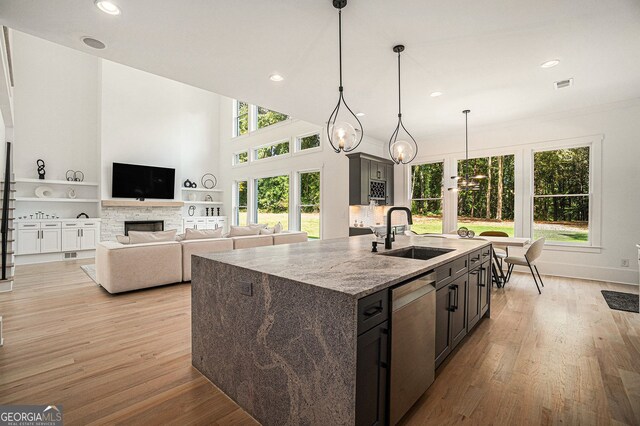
[380,246,454,260]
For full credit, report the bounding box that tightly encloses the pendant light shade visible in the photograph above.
[326,0,363,153]
[448,110,485,192]
[388,45,418,164]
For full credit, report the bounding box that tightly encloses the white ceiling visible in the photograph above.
[1,0,640,142]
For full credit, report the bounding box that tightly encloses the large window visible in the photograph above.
[298,171,320,239]
[532,146,590,243]
[253,140,290,161]
[410,162,444,234]
[234,101,249,137]
[456,154,515,236]
[256,174,289,229]
[257,107,289,129]
[234,180,248,226]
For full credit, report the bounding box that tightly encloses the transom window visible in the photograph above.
[296,132,321,151]
[233,101,249,137]
[532,146,590,244]
[410,162,444,234]
[233,151,248,166]
[257,107,289,129]
[253,140,290,161]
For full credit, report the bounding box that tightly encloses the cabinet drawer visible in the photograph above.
[435,256,468,289]
[357,289,389,336]
[18,222,40,229]
[481,245,492,261]
[469,249,482,270]
[42,222,61,229]
[62,222,82,228]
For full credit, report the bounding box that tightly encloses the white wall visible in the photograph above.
[100,60,220,206]
[396,100,640,284]
[218,96,386,239]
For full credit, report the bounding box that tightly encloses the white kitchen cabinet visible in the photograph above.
[17,227,40,255]
[61,221,99,251]
[17,219,101,256]
[40,228,62,253]
[81,227,97,249]
[183,217,228,233]
[61,228,81,251]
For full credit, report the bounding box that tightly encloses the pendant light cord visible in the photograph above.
[338,9,343,89]
[397,50,402,116]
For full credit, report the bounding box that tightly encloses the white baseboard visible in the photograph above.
[15,250,96,266]
[508,261,639,286]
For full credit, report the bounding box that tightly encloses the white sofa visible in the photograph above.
[96,231,308,293]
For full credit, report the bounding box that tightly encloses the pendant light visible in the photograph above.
[326,0,363,153]
[449,109,486,192]
[388,45,418,164]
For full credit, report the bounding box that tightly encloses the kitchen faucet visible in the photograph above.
[385,207,413,249]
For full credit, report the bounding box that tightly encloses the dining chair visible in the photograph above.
[504,237,545,294]
[478,231,509,266]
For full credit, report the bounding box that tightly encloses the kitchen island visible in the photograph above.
[191,235,492,426]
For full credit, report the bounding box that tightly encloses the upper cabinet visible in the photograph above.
[347,153,395,206]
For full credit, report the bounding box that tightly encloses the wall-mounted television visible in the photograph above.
[112,162,175,200]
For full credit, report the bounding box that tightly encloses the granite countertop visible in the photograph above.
[196,234,491,299]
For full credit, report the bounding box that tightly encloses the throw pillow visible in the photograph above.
[248,223,268,229]
[228,226,261,237]
[273,222,283,234]
[185,227,224,240]
[260,227,275,235]
[175,233,185,241]
[128,229,177,244]
[116,235,130,244]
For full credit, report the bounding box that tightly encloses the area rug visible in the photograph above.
[601,290,639,313]
[81,264,98,284]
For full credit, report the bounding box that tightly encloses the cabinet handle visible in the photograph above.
[448,285,457,311]
[454,284,459,310]
[380,361,388,369]
[478,267,486,287]
[470,270,479,275]
[363,305,383,317]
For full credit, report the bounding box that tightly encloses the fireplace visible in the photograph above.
[124,220,164,235]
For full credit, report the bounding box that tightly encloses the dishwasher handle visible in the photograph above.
[392,273,435,311]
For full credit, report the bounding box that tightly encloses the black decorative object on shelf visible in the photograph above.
[201,173,217,189]
[183,179,197,188]
[66,170,74,181]
[205,207,210,217]
[216,207,220,216]
[37,159,46,179]
[76,212,89,219]
[188,206,196,217]
[326,0,363,153]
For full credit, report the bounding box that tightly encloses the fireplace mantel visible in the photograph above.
[101,200,184,208]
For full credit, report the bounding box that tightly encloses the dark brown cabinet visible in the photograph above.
[347,153,394,205]
[467,267,481,330]
[434,275,467,368]
[435,284,453,366]
[480,260,491,317]
[449,275,468,348]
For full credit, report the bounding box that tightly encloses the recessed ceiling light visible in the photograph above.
[355,112,365,117]
[269,74,284,82]
[430,91,443,97]
[82,37,106,49]
[540,59,560,68]
[95,0,121,15]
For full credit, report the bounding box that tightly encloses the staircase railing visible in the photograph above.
[1,142,11,280]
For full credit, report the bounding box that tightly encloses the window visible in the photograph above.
[298,171,320,239]
[456,154,515,236]
[296,132,321,151]
[233,180,248,226]
[234,101,249,137]
[532,146,590,244]
[256,174,289,229]
[253,140,290,161]
[233,151,248,166]
[257,107,288,129]
[410,162,444,234]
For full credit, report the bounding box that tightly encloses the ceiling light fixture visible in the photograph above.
[430,91,443,97]
[81,37,106,49]
[388,45,418,165]
[326,0,363,153]
[540,59,560,68]
[95,0,121,15]
[269,74,284,82]
[448,110,485,192]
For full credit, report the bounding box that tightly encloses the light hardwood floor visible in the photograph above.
[0,260,638,425]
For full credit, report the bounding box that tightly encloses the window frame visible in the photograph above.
[253,172,292,229]
[251,138,291,163]
[232,179,249,226]
[408,160,445,234]
[294,131,323,154]
[529,139,598,249]
[256,106,290,130]
[232,100,251,138]
[232,150,249,167]
[295,169,322,239]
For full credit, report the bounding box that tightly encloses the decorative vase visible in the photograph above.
[35,186,54,198]
[67,188,77,199]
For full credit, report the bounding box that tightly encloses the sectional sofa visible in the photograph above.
[95,231,308,293]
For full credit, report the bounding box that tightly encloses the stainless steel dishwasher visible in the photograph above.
[390,272,436,425]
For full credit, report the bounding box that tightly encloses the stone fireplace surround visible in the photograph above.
[101,206,183,242]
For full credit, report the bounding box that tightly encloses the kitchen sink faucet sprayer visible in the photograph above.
[385,207,413,250]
